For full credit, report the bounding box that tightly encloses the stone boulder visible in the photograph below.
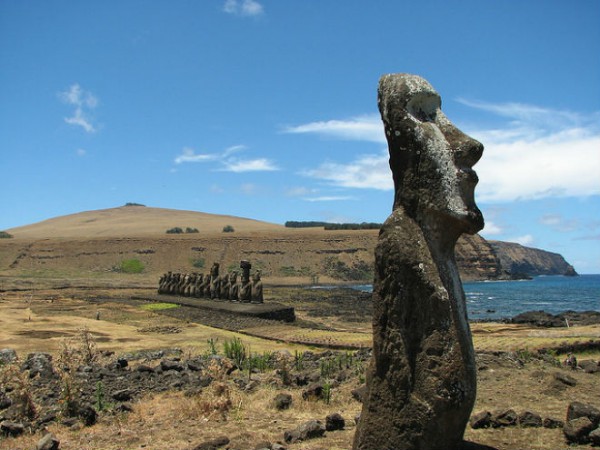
[325,413,345,431]
[21,353,56,379]
[36,432,60,450]
[0,348,17,365]
[567,401,600,427]
[0,420,24,437]
[191,436,230,450]
[470,411,492,429]
[273,393,292,410]
[517,410,542,427]
[564,417,594,444]
[491,409,518,428]
[283,420,326,444]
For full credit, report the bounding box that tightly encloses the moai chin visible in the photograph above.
[353,74,484,450]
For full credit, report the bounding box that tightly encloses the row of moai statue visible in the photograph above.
[157,260,263,303]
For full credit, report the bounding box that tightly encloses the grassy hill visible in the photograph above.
[5,204,285,238]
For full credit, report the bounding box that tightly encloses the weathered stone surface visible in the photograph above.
[0,420,24,437]
[191,436,230,450]
[0,348,17,365]
[325,412,345,431]
[36,432,60,450]
[567,401,600,427]
[301,382,324,401]
[579,359,600,373]
[563,417,594,444]
[491,409,518,428]
[518,410,543,427]
[470,411,492,429]
[354,74,484,450]
[284,420,326,443]
[553,371,577,386]
[112,389,134,402]
[273,393,292,410]
[589,426,600,446]
[21,353,56,379]
[542,417,564,429]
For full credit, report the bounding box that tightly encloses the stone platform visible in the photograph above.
[133,294,296,323]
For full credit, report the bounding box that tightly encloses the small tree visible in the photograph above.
[0,231,13,239]
[222,225,235,233]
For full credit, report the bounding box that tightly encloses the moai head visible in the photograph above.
[210,262,220,277]
[378,73,484,236]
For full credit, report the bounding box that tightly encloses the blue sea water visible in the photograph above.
[351,274,600,321]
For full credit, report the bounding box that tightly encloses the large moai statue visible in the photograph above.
[353,74,485,450]
[209,263,221,299]
[239,260,252,302]
[251,271,263,303]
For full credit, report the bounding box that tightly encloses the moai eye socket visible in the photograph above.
[406,92,440,122]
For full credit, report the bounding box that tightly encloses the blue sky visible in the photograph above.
[1,1,599,273]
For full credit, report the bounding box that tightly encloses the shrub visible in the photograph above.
[0,231,13,239]
[223,337,246,369]
[192,258,205,269]
[118,258,145,274]
[222,225,235,233]
[166,227,184,234]
[124,202,145,207]
[185,227,199,233]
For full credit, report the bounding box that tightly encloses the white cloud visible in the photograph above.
[507,234,535,246]
[174,147,218,164]
[291,102,600,203]
[539,214,578,232]
[284,114,385,143]
[173,145,278,172]
[59,84,98,133]
[223,0,264,16]
[76,148,86,156]
[481,221,503,236]
[303,151,392,190]
[222,158,278,173]
[473,130,600,202]
[303,195,356,202]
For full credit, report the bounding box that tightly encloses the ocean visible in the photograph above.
[351,274,600,321]
[463,274,600,321]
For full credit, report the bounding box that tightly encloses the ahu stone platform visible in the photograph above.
[133,294,296,323]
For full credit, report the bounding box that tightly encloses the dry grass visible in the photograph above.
[1,289,599,450]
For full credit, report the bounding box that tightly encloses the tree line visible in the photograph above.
[284,221,382,230]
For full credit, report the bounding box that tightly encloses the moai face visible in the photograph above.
[378,74,484,235]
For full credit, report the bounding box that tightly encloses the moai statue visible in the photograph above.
[251,271,263,303]
[177,273,189,296]
[199,272,211,298]
[209,263,221,299]
[158,272,170,294]
[183,273,193,297]
[219,272,230,300]
[353,74,485,450]
[193,273,204,298]
[228,271,240,301]
[167,273,179,295]
[239,260,252,302]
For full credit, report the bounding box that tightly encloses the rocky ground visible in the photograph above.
[1,286,599,449]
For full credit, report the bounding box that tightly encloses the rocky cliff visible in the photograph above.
[488,240,577,277]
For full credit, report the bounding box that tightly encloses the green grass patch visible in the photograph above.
[117,258,145,274]
[139,302,180,311]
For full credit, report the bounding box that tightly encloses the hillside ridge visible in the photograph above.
[0,206,576,282]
